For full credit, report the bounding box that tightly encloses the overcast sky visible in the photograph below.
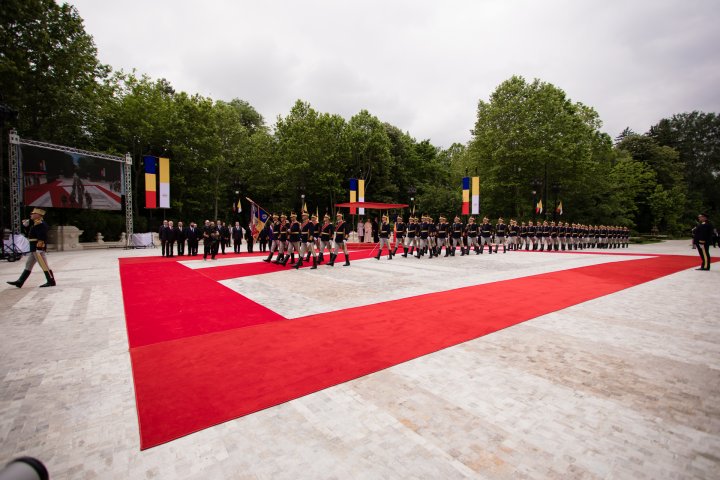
[68,0,720,148]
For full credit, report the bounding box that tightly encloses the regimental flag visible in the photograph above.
[471,176,480,215]
[249,199,270,241]
[349,178,358,214]
[143,156,157,209]
[159,157,170,209]
[358,179,365,215]
[462,177,470,215]
[536,199,543,214]
[556,201,563,216]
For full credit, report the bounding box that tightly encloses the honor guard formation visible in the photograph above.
[145,210,633,269]
[255,212,630,268]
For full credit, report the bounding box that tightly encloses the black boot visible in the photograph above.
[402,247,408,258]
[7,269,31,288]
[292,258,303,269]
[343,254,350,266]
[290,253,295,264]
[311,257,317,269]
[263,251,275,262]
[392,246,399,256]
[444,247,450,257]
[280,255,290,266]
[375,251,381,260]
[272,254,283,264]
[39,270,56,287]
[305,251,311,261]
[318,252,324,264]
[328,253,336,266]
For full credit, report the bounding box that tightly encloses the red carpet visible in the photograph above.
[120,252,702,449]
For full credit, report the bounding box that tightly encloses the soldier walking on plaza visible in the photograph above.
[328,212,351,266]
[7,208,56,288]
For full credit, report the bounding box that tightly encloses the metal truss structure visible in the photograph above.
[8,130,134,245]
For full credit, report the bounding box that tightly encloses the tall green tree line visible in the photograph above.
[2,0,717,239]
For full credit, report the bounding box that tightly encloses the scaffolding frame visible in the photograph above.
[8,130,134,245]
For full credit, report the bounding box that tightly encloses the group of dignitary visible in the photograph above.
[158,219,247,259]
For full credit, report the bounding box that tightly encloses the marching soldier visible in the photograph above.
[418,215,430,258]
[450,216,464,256]
[480,217,493,254]
[263,214,280,262]
[273,214,290,265]
[427,216,437,257]
[293,211,318,269]
[7,208,56,288]
[494,217,507,253]
[393,215,407,257]
[286,212,301,264]
[539,220,551,251]
[317,214,334,263]
[520,221,529,250]
[465,216,480,254]
[527,221,537,250]
[508,219,519,251]
[375,215,393,260]
[329,212,351,266]
[437,216,450,256]
[404,216,418,257]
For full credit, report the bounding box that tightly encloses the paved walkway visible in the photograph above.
[1,240,718,479]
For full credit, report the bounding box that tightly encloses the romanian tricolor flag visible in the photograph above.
[471,176,480,215]
[349,178,358,214]
[536,199,543,215]
[159,157,170,209]
[358,179,365,215]
[144,156,157,209]
[462,177,470,215]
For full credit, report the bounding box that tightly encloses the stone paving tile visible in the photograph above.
[0,241,718,479]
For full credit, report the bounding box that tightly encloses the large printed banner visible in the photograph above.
[22,144,123,210]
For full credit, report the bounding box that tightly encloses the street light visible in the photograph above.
[531,178,542,221]
[551,182,561,221]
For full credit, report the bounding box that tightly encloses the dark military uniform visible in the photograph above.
[330,215,351,266]
[694,215,714,270]
[8,209,56,288]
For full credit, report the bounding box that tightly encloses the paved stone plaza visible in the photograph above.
[1,240,718,479]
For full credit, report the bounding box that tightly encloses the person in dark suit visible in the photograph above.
[165,220,176,257]
[185,222,200,256]
[159,220,169,256]
[372,217,379,242]
[219,220,230,254]
[245,223,255,253]
[176,221,186,256]
[232,221,243,253]
[694,213,714,271]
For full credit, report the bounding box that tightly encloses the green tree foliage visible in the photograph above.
[0,0,111,145]
[4,2,715,236]
[467,75,612,221]
[648,112,720,217]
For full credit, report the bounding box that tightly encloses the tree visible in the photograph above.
[615,134,686,232]
[346,110,395,202]
[648,111,720,217]
[467,75,611,221]
[0,0,111,145]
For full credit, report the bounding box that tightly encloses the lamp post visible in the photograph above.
[551,182,561,221]
[531,178,542,222]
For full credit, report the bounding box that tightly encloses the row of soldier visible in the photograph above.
[157,213,630,264]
